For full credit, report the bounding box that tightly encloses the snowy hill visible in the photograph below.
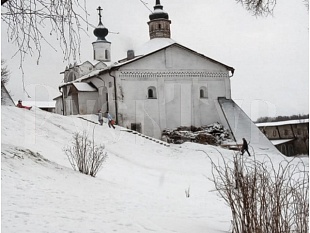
[1,106,307,233]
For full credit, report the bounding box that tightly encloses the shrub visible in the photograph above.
[64,131,108,177]
[209,153,309,233]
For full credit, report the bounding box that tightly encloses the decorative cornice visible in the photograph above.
[119,71,228,79]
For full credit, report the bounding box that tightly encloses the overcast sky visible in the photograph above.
[1,0,309,120]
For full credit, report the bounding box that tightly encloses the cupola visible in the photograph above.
[147,0,171,39]
[92,6,111,62]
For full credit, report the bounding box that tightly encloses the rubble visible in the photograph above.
[162,122,233,145]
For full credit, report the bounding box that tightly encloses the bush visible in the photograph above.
[64,131,108,177]
[209,153,309,233]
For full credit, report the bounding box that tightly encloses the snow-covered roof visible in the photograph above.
[76,69,105,82]
[72,83,97,92]
[60,38,234,85]
[270,139,295,145]
[60,60,116,74]
[59,68,109,88]
[135,38,176,56]
[256,119,309,127]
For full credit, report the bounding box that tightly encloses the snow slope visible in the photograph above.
[1,106,307,233]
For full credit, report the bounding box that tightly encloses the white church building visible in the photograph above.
[55,1,279,154]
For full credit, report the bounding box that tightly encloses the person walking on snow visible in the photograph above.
[241,138,251,156]
[106,111,115,129]
[97,109,103,125]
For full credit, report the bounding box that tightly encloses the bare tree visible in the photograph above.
[1,60,13,104]
[1,0,89,67]
[236,0,309,16]
[209,152,309,233]
[1,60,10,87]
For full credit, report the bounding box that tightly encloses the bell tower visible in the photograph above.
[147,0,171,39]
[92,6,111,62]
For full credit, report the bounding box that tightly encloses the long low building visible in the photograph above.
[256,119,309,156]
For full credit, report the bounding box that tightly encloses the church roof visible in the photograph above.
[60,38,235,86]
[112,39,235,73]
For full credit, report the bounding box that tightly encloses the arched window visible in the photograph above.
[273,130,277,137]
[200,86,208,98]
[147,86,157,99]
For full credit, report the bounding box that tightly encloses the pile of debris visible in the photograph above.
[162,122,232,146]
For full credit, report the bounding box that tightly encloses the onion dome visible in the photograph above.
[93,6,109,41]
[149,0,169,20]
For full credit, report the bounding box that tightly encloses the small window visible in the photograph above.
[273,130,277,137]
[200,89,204,98]
[284,129,289,136]
[158,24,161,29]
[109,82,112,88]
[105,50,109,59]
[200,86,208,98]
[147,86,157,99]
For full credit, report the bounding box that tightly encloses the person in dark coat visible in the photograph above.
[241,138,250,156]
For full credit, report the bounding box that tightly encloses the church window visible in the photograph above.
[273,130,277,137]
[158,24,161,29]
[147,86,157,99]
[200,86,208,98]
[105,50,109,60]
[284,129,289,136]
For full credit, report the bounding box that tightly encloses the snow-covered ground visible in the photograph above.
[1,106,308,233]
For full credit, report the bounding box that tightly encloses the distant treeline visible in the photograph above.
[255,114,309,123]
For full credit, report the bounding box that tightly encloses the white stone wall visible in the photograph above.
[114,45,232,138]
[78,92,98,115]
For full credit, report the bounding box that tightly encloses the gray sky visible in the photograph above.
[1,0,309,121]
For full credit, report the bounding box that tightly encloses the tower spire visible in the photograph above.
[92,6,111,62]
[148,0,171,39]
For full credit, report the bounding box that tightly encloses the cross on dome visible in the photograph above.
[97,6,103,24]
[93,6,109,41]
